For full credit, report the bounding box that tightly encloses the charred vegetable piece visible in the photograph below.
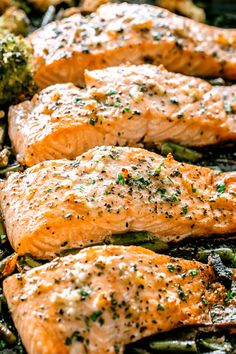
[161,143,202,162]
[209,254,233,289]
[0,6,29,36]
[0,323,17,347]
[0,124,6,147]
[0,222,7,242]
[0,33,37,105]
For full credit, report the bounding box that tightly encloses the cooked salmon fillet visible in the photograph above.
[81,0,206,22]
[8,65,236,166]
[28,2,236,88]
[1,146,236,259]
[156,0,205,22]
[3,245,236,354]
[28,0,72,11]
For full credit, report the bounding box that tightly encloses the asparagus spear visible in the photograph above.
[0,323,16,346]
[197,248,236,266]
[0,162,24,176]
[0,222,7,242]
[161,142,202,162]
[198,338,233,352]
[106,232,169,251]
[149,340,198,353]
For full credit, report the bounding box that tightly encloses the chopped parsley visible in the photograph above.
[89,117,96,126]
[167,264,175,272]
[177,286,186,301]
[216,181,226,195]
[225,290,236,302]
[90,310,102,322]
[116,173,125,186]
[122,107,131,113]
[65,331,83,345]
[153,33,162,41]
[79,287,91,300]
[157,304,165,311]
[106,90,117,96]
[189,269,198,276]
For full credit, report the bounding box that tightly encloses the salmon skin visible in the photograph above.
[28,2,236,88]
[1,146,236,259]
[8,64,236,167]
[3,245,236,354]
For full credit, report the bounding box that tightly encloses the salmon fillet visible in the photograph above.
[3,245,235,354]
[28,0,72,11]
[156,0,205,22]
[1,146,236,259]
[28,2,236,88]
[81,0,206,22]
[8,64,236,167]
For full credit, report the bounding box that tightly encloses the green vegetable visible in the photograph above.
[0,161,24,176]
[216,182,226,195]
[198,338,233,352]
[0,33,37,106]
[116,172,125,186]
[0,124,6,147]
[0,222,7,242]
[0,293,6,313]
[106,231,169,252]
[0,323,17,346]
[149,340,197,353]
[197,248,236,266]
[24,255,42,268]
[0,6,29,36]
[161,142,202,162]
[129,349,151,354]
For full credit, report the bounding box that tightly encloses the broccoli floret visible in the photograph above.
[0,7,29,36]
[0,34,37,106]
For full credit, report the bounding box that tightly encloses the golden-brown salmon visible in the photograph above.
[1,146,236,259]
[28,2,236,88]
[8,64,236,167]
[3,245,236,354]
[156,0,205,22]
[81,0,206,22]
[28,0,72,11]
